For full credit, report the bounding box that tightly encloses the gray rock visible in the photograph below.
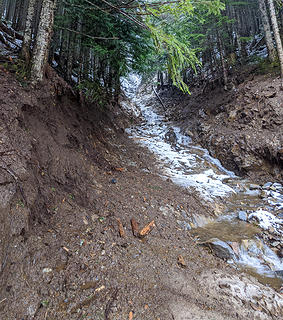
[164,128,177,144]
[249,184,260,190]
[204,239,235,260]
[262,182,272,189]
[238,211,248,221]
[274,270,283,279]
[177,220,191,231]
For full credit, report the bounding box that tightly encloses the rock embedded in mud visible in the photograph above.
[203,238,235,261]
[164,128,177,144]
[238,211,248,221]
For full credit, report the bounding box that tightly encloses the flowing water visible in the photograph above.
[123,76,283,290]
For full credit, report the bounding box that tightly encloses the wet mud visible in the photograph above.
[0,70,282,319]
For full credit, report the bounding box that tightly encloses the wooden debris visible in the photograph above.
[138,220,155,238]
[177,255,187,268]
[129,311,133,320]
[115,167,125,172]
[95,285,105,292]
[130,218,139,237]
[116,218,125,237]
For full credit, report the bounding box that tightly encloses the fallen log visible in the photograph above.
[0,21,23,40]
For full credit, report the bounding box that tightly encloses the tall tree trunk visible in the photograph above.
[258,0,276,61]
[21,0,36,63]
[66,29,76,82]
[5,0,12,21]
[16,0,28,31]
[267,0,283,86]
[217,30,228,90]
[30,0,56,84]
[12,0,20,29]
[0,0,5,19]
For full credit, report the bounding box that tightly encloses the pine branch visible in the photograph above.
[55,26,119,40]
[84,0,148,29]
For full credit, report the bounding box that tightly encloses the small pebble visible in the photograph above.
[238,211,248,222]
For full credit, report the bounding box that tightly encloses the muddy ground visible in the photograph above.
[0,68,282,320]
[161,72,283,183]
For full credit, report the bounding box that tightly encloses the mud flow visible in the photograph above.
[124,78,283,290]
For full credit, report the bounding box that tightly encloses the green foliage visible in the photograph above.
[3,58,29,86]
[54,0,225,93]
[239,36,253,42]
[148,23,200,93]
[254,57,280,75]
[77,80,107,107]
[143,0,225,92]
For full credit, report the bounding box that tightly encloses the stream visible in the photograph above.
[123,76,283,290]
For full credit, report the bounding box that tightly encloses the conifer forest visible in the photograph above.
[1,0,283,93]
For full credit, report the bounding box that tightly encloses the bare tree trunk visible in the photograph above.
[5,0,13,21]
[258,0,276,61]
[217,30,228,90]
[0,0,4,19]
[21,0,36,63]
[30,0,56,84]
[66,29,75,81]
[267,0,283,86]
[16,0,29,31]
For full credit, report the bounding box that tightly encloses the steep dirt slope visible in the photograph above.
[161,73,283,182]
[0,70,282,320]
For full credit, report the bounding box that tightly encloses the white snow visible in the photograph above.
[248,209,283,234]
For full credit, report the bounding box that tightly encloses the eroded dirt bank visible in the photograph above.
[0,70,282,320]
[161,73,283,182]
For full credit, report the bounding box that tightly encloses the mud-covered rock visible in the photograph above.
[203,238,235,260]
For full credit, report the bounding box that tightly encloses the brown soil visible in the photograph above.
[0,69,282,320]
[161,73,283,182]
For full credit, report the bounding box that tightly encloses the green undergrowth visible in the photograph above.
[254,57,280,75]
[2,58,30,86]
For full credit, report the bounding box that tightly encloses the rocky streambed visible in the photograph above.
[124,80,283,292]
